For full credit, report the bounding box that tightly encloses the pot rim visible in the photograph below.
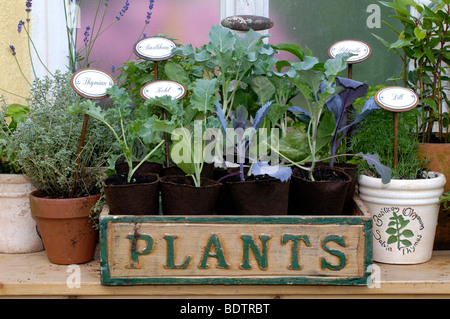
[291,166,352,183]
[102,173,160,189]
[358,171,446,189]
[160,175,221,188]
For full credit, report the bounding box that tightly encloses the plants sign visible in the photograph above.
[140,80,186,101]
[374,86,419,113]
[71,68,114,100]
[134,37,177,61]
[328,40,372,64]
[100,207,372,286]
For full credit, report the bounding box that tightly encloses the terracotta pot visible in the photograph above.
[160,176,221,215]
[115,161,163,176]
[0,174,43,253]
[227,177,290,215]
[103,173,160,215]
[417,143,450,250]
[288,166,351,215]
[29,190,100,264]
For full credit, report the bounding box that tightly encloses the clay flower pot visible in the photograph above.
[29,190,100,265]
[358,172,446,264]
[160,176,221,215]
[0,174,43,253]
[288,166,351,215]
[103,173,160,215]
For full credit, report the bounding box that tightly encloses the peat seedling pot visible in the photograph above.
[103,173,160,215]
[358,172,446,264]
[160,175,221,215]
[288,166,351,216]
[227,175,290,216]
[29,190,100,265]
[115,161,163,176]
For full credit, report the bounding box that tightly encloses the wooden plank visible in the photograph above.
[1,249,450,298]
[99,203,372,285]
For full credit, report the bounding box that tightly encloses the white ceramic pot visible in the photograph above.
[0,174,44,253]
[358,172,446,264]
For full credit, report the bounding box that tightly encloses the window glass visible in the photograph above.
[268,0,403,86]
[78,0,220,73]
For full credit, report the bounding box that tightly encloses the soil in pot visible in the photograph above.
[160,176,221,215]
[29,190,100,265]
[103,173,160,215]
[115,161,163,176]
[288,166,351,216]
[227,174,290,216]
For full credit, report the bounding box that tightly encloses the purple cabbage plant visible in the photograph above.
[215,101,292,183]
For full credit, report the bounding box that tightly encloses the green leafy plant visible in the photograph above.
[350,108,427,180]
[374,0,450,143]
[148,77,220,187]
[439,191,450,210]
[386,211,414,249]
[277,54,391,183]
[68,84,164,184]
[0,100,30,173]
[173,25,276,120]
[2,71,114,198]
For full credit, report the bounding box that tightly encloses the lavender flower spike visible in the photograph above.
[9,45,16,56]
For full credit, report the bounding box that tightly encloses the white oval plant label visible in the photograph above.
[71,68,114,99]
[134,37,176,61]
[375,86,419,112]
[140,81,186,101]
[328,40,372,64]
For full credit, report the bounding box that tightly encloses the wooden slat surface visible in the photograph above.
[0,247,449,298]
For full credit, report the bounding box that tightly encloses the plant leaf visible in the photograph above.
[356,152,392,184]
[250,161,292,182]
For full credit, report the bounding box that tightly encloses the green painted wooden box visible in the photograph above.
[99,197,372,286]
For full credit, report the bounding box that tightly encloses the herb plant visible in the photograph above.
[374,0,450,143]
[0,100,30,173]
[68,84,164,184]
[2,71,114,198]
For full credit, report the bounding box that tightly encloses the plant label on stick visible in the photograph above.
[140,80,187,101]
[374,86,419,168]
[134,37,177,61]
[374,86,419,113]
[328,40,372,64]
[71,68,115,100]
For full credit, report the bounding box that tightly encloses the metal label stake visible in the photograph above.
[374,86,419,168]
[133,37,180,168]
[70,68,115,195]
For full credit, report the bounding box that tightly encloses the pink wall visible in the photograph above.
[78,0,220,72]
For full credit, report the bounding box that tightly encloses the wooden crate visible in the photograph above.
[100,197,372,286]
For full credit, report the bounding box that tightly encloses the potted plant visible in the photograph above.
[69,85,164,216]
[2,71,114,264]
[352,108,446,264]
[214,101,292,215]
[374,0,450,248]
[0,100,44,254]
[147,77,222,215]
[277,53,391,215]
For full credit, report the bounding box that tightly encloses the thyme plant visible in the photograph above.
[1,71,114,198]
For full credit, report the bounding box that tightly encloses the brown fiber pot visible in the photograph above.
[115,161,163,176]
[160,176,221,215]
[29,190,100,265]
[227,178,290,215]
[103,173,160,215]
[288,166,351,216]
